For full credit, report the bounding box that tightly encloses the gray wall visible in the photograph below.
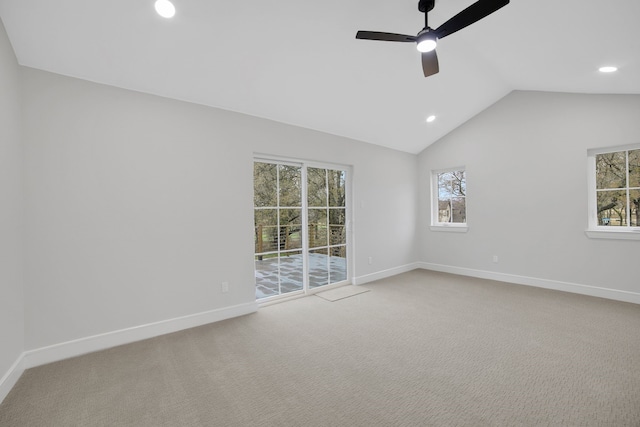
[21,67,418,350]
[6,41,639,385]
[0,17,24,381]
[418,90,640,294]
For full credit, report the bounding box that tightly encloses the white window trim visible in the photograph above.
[430,166,468,233]
[430,223,469,233]
[584,229,640,240]
[586,144,640,240]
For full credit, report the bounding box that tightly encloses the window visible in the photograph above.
[587,145,640,240]
[431,168,467,232]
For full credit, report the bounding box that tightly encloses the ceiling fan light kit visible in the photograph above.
[154,0,176,19]
[356,0,510,77]
[416,30,437,53]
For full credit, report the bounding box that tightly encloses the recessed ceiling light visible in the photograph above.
[155,0,176,18]
[426,115,436,123]
[598,66,618,73]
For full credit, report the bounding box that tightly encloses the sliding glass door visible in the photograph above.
[307,167,347,288]
[254,160,349,300]
[253,162,303,299]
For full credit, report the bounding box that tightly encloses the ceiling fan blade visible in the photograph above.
[356,31,416,43]
[434,0,509,39]
[422,50,439,77]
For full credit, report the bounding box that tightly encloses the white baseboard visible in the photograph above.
[353,262,421,285]
[23,301,258,369]
[418,262,640,305]
[0,354,25,404]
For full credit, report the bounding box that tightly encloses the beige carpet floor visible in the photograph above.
[1,269,639,426]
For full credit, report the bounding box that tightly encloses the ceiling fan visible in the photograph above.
[355,0,509,77]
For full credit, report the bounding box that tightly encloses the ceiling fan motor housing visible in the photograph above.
[417,27,435,37]
[418,0,436,13]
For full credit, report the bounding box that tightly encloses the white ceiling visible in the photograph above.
[1,0,639,154]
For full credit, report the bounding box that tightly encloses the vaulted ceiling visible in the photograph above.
[1,0,638,153]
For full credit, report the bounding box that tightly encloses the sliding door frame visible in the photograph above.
[254,154,353,303]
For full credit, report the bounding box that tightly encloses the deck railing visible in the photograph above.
[255,223,345,255]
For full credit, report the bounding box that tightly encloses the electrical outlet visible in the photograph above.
[492,255,499,263]
[221,281,229,293]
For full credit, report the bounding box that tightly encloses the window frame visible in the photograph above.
[430,166,468,233]
[586,144,640,240]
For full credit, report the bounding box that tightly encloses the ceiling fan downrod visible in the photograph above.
[419,0,435,28]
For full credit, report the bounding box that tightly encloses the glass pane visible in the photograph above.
[307,167,327,207]
[597,190,627,226]
[330,226,345,245]
[596,152,626,189]
[279,209,302,250]
[328,169,346,207]
[309,248,329,288]
[451,171,466,196]
[254,209,278,253]
[332,226,345,246]
[630,189,640,227]
[308,209,328,248]
[437,169,466,224]
[254,163,277,207]
[278,165,302,207]
[438,199,451,223]
[329,208,345,225]
[438,172,454,198]
[329,208,346,245]
[278,251,303,295]
[255,254,279,299]
[451,197,466,223]
[629,150,640,188]
[329,246,347,283]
